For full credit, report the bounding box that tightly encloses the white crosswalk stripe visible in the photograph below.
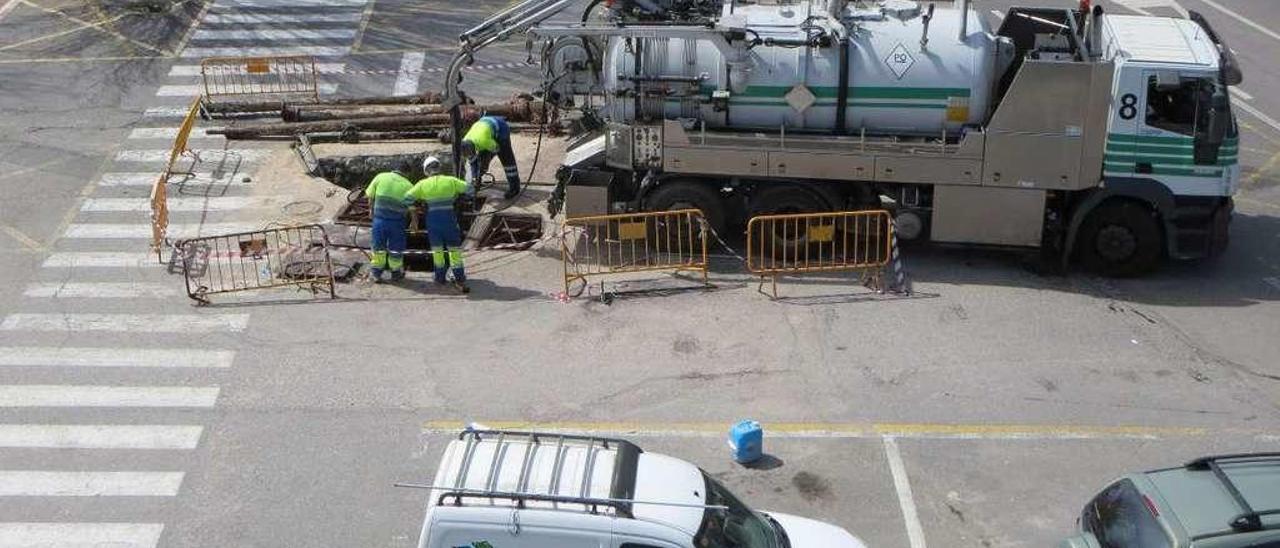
[0,313,250,333]
[202,12,363,24]
[97,172,250,187]
[64,222,260,239]
[0,471,185,497]
[0,523,164,548]
[127,127,221,139]
[115,149,274,163]
[194,28,357,40]
[0,385,220,408]
[0,425,204,450]
[168,63,346,76]
[156,82,339,96]
[182,45,352,57]
[81,196,286,212]
[0,348,234,368]
[23,283,180,299]
[42,252,162,268]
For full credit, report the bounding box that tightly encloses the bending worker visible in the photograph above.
[405,156,474,293]
[363,162,415,283]
[460,115,520,200]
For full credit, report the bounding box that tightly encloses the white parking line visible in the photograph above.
[0,471,184,497]
[394,51,427,96]
[0,347,234,368]
[0,313,250,333]
[0,385,220,408]
[115,149,273,163]
[181,46,352,58]
[23,283,180,299]
[63,222,260,239]
[193,29,357,40]
[884,437,928,548]
[0,424,204,449]
[1197,0,1280,43]
[81,196,285,212]
[1233,98,1280,135]
[41,252,161,268]
[1231,87,1254,101]
[0,523,163,548]
[201,13,363,24]
[991,9,1004,20]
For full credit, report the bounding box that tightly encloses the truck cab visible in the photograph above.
[414,429,866,548]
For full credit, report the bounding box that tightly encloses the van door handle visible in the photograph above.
[1136,162,1153,174]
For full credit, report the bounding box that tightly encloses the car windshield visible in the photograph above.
[694,473,779,548]
[1082,479,1172,548]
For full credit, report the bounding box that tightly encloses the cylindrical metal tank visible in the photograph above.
[595,1,1004,135]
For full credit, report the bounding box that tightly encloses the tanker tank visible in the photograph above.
[586,0,1014,135]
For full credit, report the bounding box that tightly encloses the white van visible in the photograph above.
[412,429,868,548]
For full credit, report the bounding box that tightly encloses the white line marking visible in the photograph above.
[156,83,338,97]
[393,51,427,96]
[0,347,234,368]
[97,172,249,187]
[0,424,203,449]
[193,29,357,40]
[181,46,351,58]
[1198,0,1280,43]
[143,106,194,118]
[115,149,273,163]
[127,127,219,139]
[213,0,367,6]
[1231,87,1254,101]
[23,283,179,299]
[63,222,260,239]
[0,471,184,497]
[1233,98,1280,135]
[884,437,928,548]
[0,385,219,408]
[42,252,160,268]
[81,196,285,212]
[0,313,250,333]
[202,12,363,24]
[168,62,345,76]
[0,523,164,548]
[0,0,22,22]
[1264,277,1280,292]
[991,9,1004,20]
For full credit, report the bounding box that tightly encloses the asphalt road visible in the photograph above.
[0,1,1277,547]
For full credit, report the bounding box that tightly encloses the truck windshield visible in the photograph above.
[694,474,779,548]
[1081,479,1172,548]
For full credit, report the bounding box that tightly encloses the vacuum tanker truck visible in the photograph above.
[451,0,1243,276]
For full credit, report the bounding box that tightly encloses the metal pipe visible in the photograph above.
[835,37,850,135]
[958,0,970,41]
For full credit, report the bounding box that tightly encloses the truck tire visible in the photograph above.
[645,180,726,236]
[1079,200,1163,277]
[749,184,833,258]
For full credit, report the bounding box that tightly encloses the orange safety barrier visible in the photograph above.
[177,225,337,305]
[746,210,893,298]
[149,96,203,258]
[199,55,319,102]
[561,209,708,296]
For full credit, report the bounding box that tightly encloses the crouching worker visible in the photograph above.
[461,115,520,200]
[405,156,474,293]
[364,163,415,283]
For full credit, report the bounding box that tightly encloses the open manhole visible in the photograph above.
[479,213,544,250]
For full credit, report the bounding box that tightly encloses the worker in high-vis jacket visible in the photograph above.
[363,164,415,283]
[460,115,520,200]
[405,156,474,292]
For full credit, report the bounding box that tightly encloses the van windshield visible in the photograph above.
[694,474,779,548]
[1081,479,1172,548]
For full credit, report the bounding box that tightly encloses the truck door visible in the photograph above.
[1135,70,1234,194]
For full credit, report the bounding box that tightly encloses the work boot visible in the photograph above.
[371,268,385,284]
[390,270,405,282]
[451,269,470,293]
[433,269,448,285]
[452,280,471,294]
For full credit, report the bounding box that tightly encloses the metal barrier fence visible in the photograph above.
[177,225,337,305]
[746,210,894,298]
[149,96,204,258]
[200,55,319,102]
[561,209,708,295]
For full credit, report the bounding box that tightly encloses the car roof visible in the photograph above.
[1103,14,1217,67]
[1145,455,1280,541]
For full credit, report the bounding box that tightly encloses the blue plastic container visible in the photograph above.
[728,420,763,464]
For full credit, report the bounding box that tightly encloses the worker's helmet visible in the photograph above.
[422,155,443,175]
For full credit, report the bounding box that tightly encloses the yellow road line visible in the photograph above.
[0,54,165,64]
[19,0,171,56]
[422,420,1211,440]
[0,11,128,52]
[169,0,210,56]
[0,224,44,252]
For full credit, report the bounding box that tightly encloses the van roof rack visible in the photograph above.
[1184,453,1280,536]
[438,429,645,518]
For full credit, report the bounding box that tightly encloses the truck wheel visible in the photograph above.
[645,181,727,237]
[1079,201,1163,277]
[749,184,833,258]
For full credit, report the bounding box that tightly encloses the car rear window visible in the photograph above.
[1083,479,1173,548]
